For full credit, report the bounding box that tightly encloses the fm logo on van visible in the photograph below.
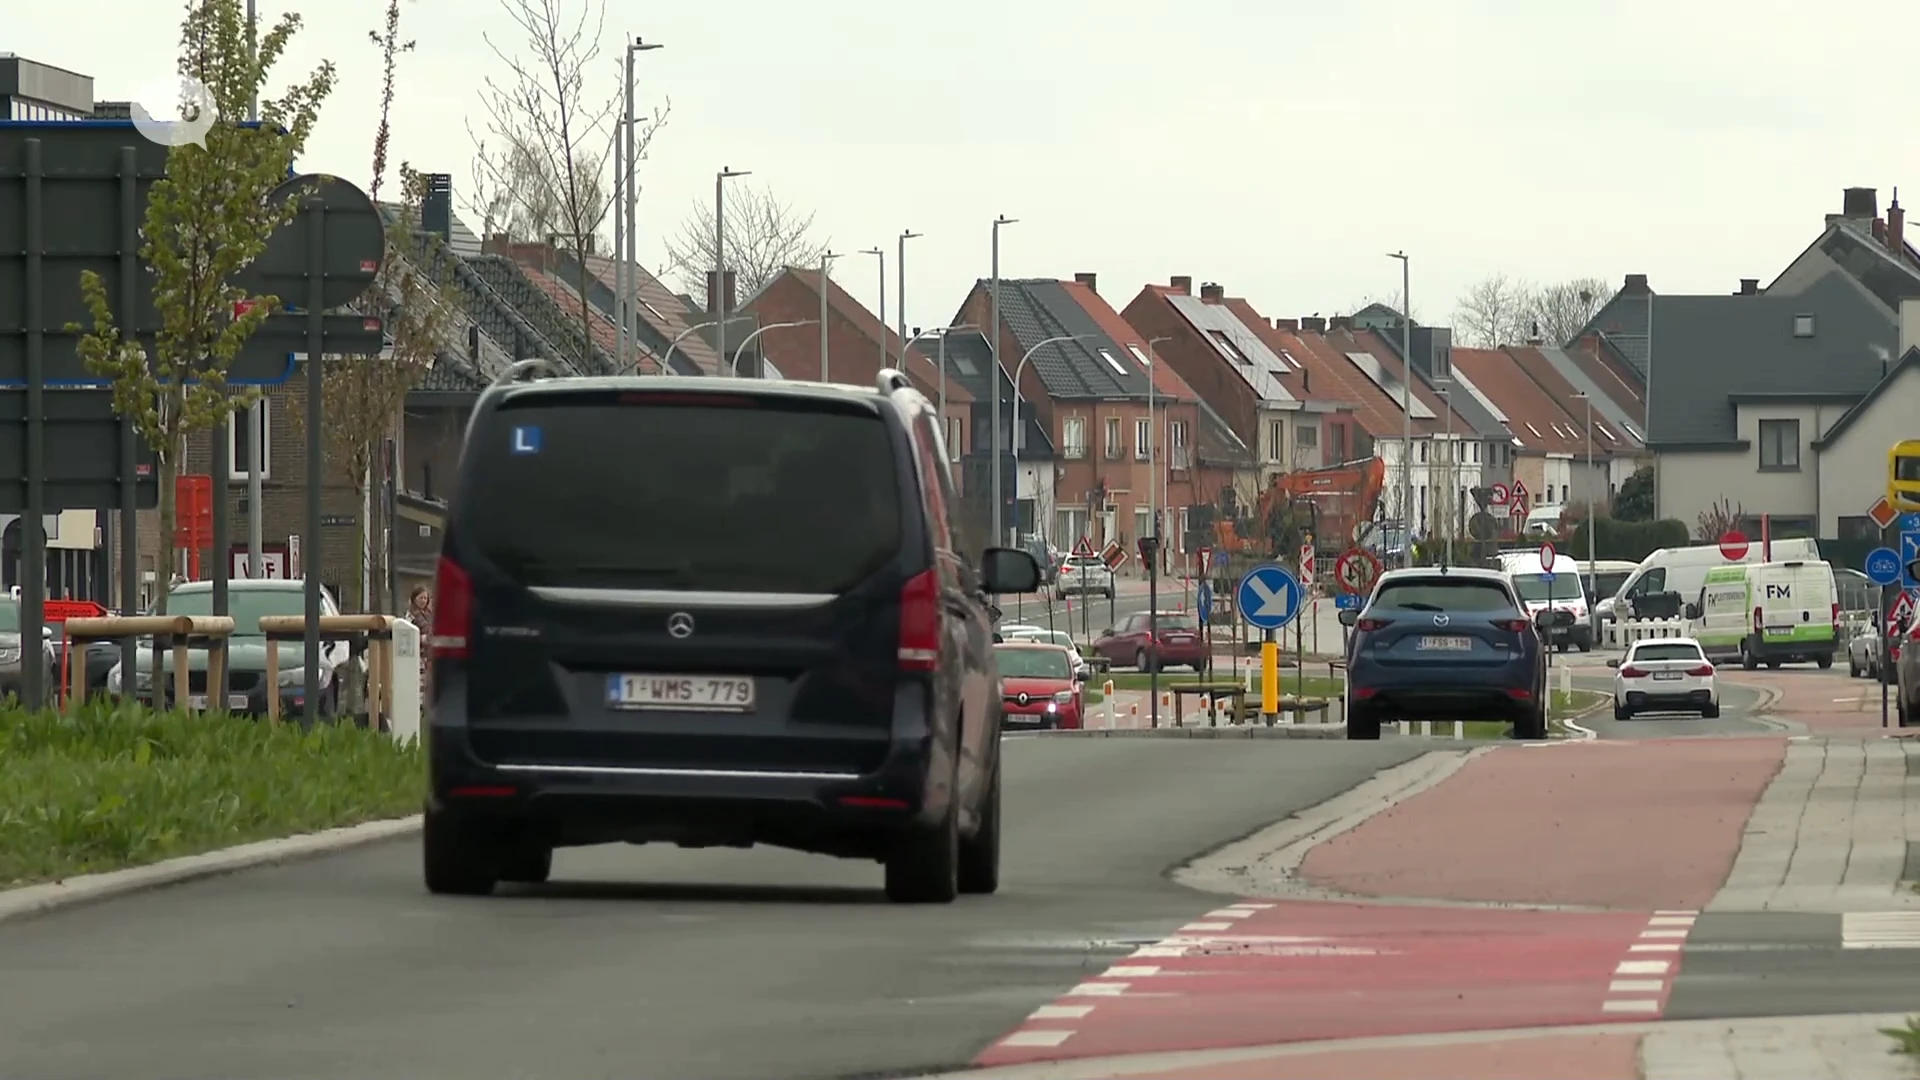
[511,426,542,455]
[1765,583,1793,599]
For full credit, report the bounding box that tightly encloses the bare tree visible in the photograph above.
[1696,496,1744,542]
[1452,274,1530,348]
[663,183,828,299]
[469,0,668,366]
[1524,276,1611,346]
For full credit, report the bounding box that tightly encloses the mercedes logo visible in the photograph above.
[666,612,696,639]
[1017,692,1030,705]
[1432,614,1450,627]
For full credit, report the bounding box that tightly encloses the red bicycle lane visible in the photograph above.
[975,737,1785,1075]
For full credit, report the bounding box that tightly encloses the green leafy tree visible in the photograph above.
[71,0,335,612]
[1614,464,1653,521]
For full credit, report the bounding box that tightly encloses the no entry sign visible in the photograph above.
[1719,531,1749,561]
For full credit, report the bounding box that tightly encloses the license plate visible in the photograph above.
[1416,635,1473,651]
[1167,635,1193,644]
[607,674,756,712]
[1653,671,1682,681]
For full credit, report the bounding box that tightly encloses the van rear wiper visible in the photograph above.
[1396,602,1444,612]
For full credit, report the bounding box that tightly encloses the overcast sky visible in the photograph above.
[15,0,1918,330]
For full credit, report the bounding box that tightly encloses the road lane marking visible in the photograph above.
[1205,908,1256,919]
[999,1030,1074,1047]
[1616,960,1671,974]
[1031,1005,1092,1019]
[1610,979,1665,993]
[1601,999,1660,1013]
[1181,921,1233,931]
[1647,915,1696,926]
[1131,946,1185,957]
[1654,910,1699,916]
[1226,902,1274,909]
[1065,982,1130,996]
[1104,965,1160,977]
[1629,942,1682,952]
[1640,929,1690,938]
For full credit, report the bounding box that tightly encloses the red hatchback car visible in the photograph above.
[1093,610,1205,672]
[995,642,1085,729]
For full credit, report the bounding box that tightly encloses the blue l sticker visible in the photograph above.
[511,426,542,455]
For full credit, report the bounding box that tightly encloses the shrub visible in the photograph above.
[1565,517,1690,562]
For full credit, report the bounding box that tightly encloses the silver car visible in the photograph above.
[1849,620,1887,680]
[0,596,57,699]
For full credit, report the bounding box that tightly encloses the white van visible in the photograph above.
[1583,559,1641,627]
[1496,550,1593,651]
[1686,559,1839,669]
[1614,538,1822,621]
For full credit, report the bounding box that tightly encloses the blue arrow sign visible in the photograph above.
[1235,562,1302,631]
[1866,546,1903,586]
[1901,513,1920,533]
[1196,581,1214,625]
[1904,533,1920,591]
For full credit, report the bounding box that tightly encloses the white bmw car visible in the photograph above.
[1609,636,1720,719]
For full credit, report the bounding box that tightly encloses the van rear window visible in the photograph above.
[459,399,903,593]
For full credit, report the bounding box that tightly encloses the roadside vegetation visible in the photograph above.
[0,704,422,886]
[1103,672,1344,698]
[1881,1016,1920,1055]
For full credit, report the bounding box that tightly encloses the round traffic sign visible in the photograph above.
[1865,546,1903,586]
[1235,562,1302,631]
[1489,482,1510,506]
[1718,531,1749,561]
[1538,541,1556,568]
[1335,547,1382,594]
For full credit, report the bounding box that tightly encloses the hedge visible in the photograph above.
[0,704,423,886]
[1564,517,1691,562]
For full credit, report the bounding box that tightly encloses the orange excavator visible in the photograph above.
[1214,457,1387,558]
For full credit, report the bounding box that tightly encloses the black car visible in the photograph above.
[1337,566,1551,740]
[422,365,1041,904]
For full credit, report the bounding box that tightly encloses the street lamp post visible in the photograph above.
[817,249,839,381]
[905,324,980,425]
[715,166,750,375]
[621,39,659,374]
[660,315,751,373]
[989,214,1018,547]
[731,319,818,376]
[1387,251,1412,565]
[897,230,921,351]
[1011,335,1092,548]
[859,247,885,370]
[1435,382,1453,564]
[1145,336,1172,572]
[1576,391,1597,641]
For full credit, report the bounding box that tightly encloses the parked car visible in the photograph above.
[1338,566,1550,740]
[105,579,354,716]
[1848,618,1885,680]
[0,595,56,700]
[999,626,1089,675]
[421,366,1041,903]
[994,642,1085,730]
[1092,610,1205,672]
[1608,636,1719,719]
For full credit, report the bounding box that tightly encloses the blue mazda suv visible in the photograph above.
[1337,566,1550,740]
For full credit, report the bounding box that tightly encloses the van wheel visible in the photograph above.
[1815,653,1834,670]
[498,843,553,885]
[1515,704,1548,740]
[886,791,960,904]
[422,809,498,896]
[957,756,1001,896]
[1740,642,1758,671]
[1345,704,1381,740]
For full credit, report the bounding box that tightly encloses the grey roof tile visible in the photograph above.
[989,279,1155,399]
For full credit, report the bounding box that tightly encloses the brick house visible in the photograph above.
[952,273,1253,561]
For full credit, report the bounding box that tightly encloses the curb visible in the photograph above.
[0,814,422,927]
[1017,724,1347,740]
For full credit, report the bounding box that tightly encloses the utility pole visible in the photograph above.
[715,167,749,374]
[1388,251,1412,564]
[861,247,885,370]
[897,229,920,352]
[818,249,838,381]
[990,214,1017,547]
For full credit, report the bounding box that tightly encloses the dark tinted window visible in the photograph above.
[462,396,903,593]
[995,646,1072,679]
[1632,642,1704,662]
[1372,578,1515,612]
[1589,571,1631,599]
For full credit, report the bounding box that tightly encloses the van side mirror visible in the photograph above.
[1338,609,1357,627]
[1683,602,1700,619]
[980,547,1041,594]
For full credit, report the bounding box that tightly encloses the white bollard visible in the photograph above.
[1453,720,1464,739]
[1103,680,1115,728]
[1558,662,1572,701]
[1418,720,1431,737]
[388,617,421,746]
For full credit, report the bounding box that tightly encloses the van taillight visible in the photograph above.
[898,569,940,671]
[1832,602,1841,634]
[431,556,473,660]
[1753,606,1763,633]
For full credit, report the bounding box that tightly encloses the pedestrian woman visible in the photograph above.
[408,584,432,716]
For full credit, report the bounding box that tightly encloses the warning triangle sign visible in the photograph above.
[1893,590,1915,628]
[1073,536,1096,557]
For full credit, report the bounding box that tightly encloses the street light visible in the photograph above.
[859,247,885,371]
[1575,390,1597,641]
[659,315,752,373]
[989,214,1018,547]
[818,249,839,381]
[1011,334,1093,548]
[897,229,922,350]
[1144,336,1173,572]
[1434,381,1453,564]
[614,37,663,374]
[715,166,751,375]
[1387,250,1412,566]
[731,319,818,376]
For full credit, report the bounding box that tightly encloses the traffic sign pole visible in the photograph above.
[1881,583,1890,729]
[1235,563,1302,727]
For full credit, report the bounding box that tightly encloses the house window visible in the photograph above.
[1127,344,1151,366]
[1758,418,1800,470]
[1168,419,1189,469]
[1268,420,1284,461]
[1793,314,1815,337]
[1105,416,1122,459]
[1432,346,1452,382]
[1134,417,1151,460]
[1098,349,1127,376]
[1560,484,1569,504]
[1472,441,1480,463]
[1134,507,1152,544]
[1062,417,1086,459]
[229,399,271,481]
[1295,424,1317,447]
[1419,441,1428,463]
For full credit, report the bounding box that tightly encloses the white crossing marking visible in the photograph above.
[1653,910,1699,916]
[1226,902,1274,909]
[1601,999,1661,1014]
[1647,916,1696,927]
[1616,959,1672,975]
[1205,909,1256,919]
[1000,1030,1074,1047]
[1609,979,1665,993]
[1132,946,1185,957]
[1104,965,1160,977]
[1640,929,1690,938]
[1629,943,1682,952]
[1182,921,1233,931]
[1031,1004,1093,1020]
[1843,912,1920,948]
[1065,982,1130,996]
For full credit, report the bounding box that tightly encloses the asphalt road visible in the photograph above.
[0,738,1428,1080]
[1576,673,1780,739]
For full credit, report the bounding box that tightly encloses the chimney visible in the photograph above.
[509,242,551,272]
[1738,278,1759,295]
[1301,316,1327,333]
[723,270,738,312]
[1199,283,1225,303]
[1169,275,1192,294]
[1622,273,1650,293]
[483,232,512,256]
[1890,189,1906,254]
[1328,315,1352,332]
[421,173,453,241]
[1843,186,1879,221]
[1874,217,1889,243]
[1273,318,1299,331]
[705,270,721,314]
[1074,272,1097,294]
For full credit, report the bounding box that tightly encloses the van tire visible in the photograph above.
[1514,704,1549,740]
[498,843,553,885]
[886,785,960,905]
[957,757,1001,896]
[1741,641,1758,671]
[1815,653,1834,670]
[1345,705,1381,740]
[423,809,498,896]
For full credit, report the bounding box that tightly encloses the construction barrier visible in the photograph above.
[256,614,421,739]
[62,615,237,712]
